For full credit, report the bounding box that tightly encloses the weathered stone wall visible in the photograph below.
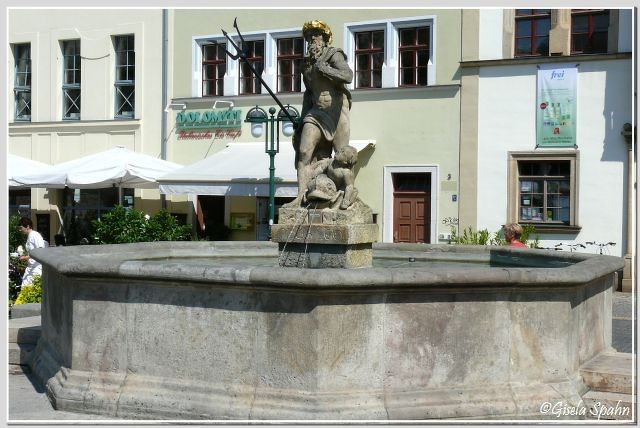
[29,242,623,420]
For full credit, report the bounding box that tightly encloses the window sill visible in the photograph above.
[521,223,582,234]
[461,52,632,68]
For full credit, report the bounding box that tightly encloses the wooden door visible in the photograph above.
[392,173,431,243]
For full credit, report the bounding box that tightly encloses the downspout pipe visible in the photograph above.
[160,9,168,209]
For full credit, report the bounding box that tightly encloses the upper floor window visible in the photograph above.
[515,9,551,57]
[113,34,135,118]
[13,43,31,122]
[398,27,430,86]
[355,30,384,88]
[571,9,609,54]
[239,40,264,95]
[345,17,435,89]
[202,42,226,97]
[277,37,303,93]
[62,39,81,120]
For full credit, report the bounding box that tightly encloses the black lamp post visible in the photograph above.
[245,105,300,234]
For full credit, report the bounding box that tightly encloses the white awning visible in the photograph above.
[158,140,375,197]
[8,154,52,188]
[11,147,182,189]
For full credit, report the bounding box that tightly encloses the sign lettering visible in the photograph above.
[176,109,243,140]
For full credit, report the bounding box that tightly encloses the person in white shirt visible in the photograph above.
[18,217,48,286]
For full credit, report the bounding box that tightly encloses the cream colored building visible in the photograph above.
[162,9,463,243]
[8,9,166,244]
[459,9,633,287]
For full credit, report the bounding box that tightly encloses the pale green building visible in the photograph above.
[161,9,463,243]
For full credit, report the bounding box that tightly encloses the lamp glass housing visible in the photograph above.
[282,121,295,137]
[251,123,264,138]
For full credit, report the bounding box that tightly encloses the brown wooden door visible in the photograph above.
[392,173,431,243]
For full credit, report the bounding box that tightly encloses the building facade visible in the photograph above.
[163,9,463,243]
[8,8,633,269]
[8,9,166,244]
[458,9,633,284]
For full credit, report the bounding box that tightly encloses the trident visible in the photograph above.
[220,18,300,126]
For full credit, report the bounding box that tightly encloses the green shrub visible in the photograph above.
[451,226,491,245]
[451,225,539,248]
[14,275,42,304]
[92,206,191,244]
[145,210,191,242]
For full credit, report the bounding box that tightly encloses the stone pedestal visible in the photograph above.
[272,200,378,268]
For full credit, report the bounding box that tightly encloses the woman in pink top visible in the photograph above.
[504,223,528,248]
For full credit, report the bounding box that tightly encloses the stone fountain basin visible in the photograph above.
[30,242,623,420]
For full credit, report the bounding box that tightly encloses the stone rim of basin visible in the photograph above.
[30,241,624,290]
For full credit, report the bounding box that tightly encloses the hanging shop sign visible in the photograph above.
[176,109,242,140]
[536,65,577,148]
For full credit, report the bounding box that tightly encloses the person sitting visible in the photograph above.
[503,223,528,248]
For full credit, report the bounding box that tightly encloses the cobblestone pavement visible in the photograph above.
[612,291,633,353]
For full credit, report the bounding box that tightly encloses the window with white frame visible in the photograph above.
[507,152,579,230]
[345,17,435,89]
[113,34,135,118]
[276,37,303,93]
[202,42,227,97]
[194,29,304,98]
[62,39,81,120]
[239,39,264,95]
[13,43,31,121]
[355,30,384,88]
[398,26,430,86]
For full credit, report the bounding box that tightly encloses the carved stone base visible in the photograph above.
[272,199,378,268]
[277,242,373,268]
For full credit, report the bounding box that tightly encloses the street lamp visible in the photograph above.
[245,104,300,235]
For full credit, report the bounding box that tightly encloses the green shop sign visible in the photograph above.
[176,109,242,140]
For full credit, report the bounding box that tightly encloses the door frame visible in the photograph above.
[383,165,438,244]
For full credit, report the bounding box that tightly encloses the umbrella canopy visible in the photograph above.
[11,146,182,189]
[8,154,52,187]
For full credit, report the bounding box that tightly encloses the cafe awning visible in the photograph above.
[8,154,52,188]
[158,140,375,197]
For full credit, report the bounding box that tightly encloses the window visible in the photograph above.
[355,30,384,88]
[508,152,579,231]
[62,40,81,120]
[202,42,226,96]
[515,9,551,56]
[114,35,135,118]
[398,27,429,86]
[9,189,31,217]
[346,17,435,89]
[571,9,609,54]
[13,43,31,121]
[277,37,303,93]
[239,40,264,95]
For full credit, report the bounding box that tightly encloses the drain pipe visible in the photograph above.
[160,8,168,209]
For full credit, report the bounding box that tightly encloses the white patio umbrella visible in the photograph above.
[8,154,52,188]
[11,146,182,202]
